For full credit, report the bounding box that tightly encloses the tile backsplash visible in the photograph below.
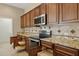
[50,23,79,37]
[21,22,79,37]
[24,27,40,34]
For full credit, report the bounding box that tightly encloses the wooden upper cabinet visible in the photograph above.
[40,4,47,15]
[34,6,40,17]
[47,3,59,25]
[30,9,35,27]
[78,4,79,20]
[21,3,79,28]
[21,15,25,28]
[25,13,30,27]
[60,3,78,23]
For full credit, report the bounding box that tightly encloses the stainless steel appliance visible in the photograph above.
[34,14,47,26]
[29,30,52,47]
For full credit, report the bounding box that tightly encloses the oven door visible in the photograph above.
[29,38,40,48]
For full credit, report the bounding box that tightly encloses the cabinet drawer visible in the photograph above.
[54,50,70,56]
[54,44,79,56]
[41,40,53,49]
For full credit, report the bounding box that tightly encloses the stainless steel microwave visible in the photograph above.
[34,14,47,26]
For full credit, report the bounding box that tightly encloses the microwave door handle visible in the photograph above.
[42,17,45,24]
[41,17,42,23]
[41,17,44,23]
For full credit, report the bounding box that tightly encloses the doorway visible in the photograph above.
[0,18,13,43]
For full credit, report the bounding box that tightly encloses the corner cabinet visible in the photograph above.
[60,3,78,23]
[47,3,59,25]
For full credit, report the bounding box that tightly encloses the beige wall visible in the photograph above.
[0,4,24,35]
[24,3,41,13]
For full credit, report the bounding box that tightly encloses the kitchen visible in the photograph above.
[10,3,79,56]
[1,3,79,56]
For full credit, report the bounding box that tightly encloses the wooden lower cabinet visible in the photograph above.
[25,39,42,56]
[28,46,41,56]
[53,44,79,56]
[41,40,79,56]
[41,40,54,49]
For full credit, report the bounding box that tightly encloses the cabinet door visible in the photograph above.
[60,3,78,23]
[30,10,35,27]
[25,13,30,27]
[47,3,59,25]
[41,40,53,49]
[34,7,40,17]
[40,3,47,15]
[53,44,79,56]
[78,4,79,20]
[21,15,25,28]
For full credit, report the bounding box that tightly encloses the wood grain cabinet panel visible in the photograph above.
[30,10,35,27]
[47,3,59,25]
[25,13,30,27]
[53,44,79,56]
[78,4,79,20]
[41,40,54,49]
[34,7,40,17]
[40,3,47,15]
[21,15,25,28]
[60,3,78,23]
[21,3,79,28]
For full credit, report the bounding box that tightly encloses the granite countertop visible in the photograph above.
[17,32,39,37]
[17,33,30,37]
[17,32,79,49]
[40,36,79,49]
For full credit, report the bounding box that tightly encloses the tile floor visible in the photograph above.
[0,42,53,56]
[0,42,28,56]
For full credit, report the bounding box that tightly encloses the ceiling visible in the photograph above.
[6,3,41,10]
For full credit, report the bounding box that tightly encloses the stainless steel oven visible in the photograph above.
[29,37,40,48]
[28,30,52,48]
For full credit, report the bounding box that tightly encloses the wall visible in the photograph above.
[0,18,13,43]
[0,4,24,36]
[24,3,41,13]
